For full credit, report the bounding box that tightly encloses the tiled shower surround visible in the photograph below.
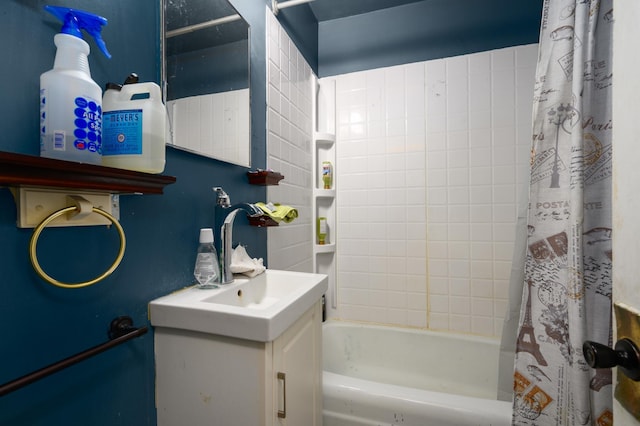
[266,12,537,337]
[265,11,315,272]
[334,46,536,336]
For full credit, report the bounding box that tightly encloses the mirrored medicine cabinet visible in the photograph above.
[163,0,251,167]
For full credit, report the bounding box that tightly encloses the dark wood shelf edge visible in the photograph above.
[0,151,176,195]
[246,170,284,186]
[248,215,279,227]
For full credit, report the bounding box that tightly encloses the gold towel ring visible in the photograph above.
[29,206,126,289]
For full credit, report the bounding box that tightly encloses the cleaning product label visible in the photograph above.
[53,131,65,150]
[322,161,333,189]
[102,109,143,155]
[317,217,328,245]
[40,90,102,154]
[73,96,102,152]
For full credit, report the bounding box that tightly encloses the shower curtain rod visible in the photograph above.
[166,0,315,38]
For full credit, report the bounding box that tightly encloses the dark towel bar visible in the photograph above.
[0,316,147,397]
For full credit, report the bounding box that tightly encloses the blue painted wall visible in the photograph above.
[273,0,541,78]
[318,0,543,77]
[0,0,268,425]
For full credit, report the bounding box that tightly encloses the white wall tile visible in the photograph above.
[326,44,538,337]
[448,168,468,186]
[472,317,495,335]
[448,149,469,168]
[429,313,449,330]
[470,186,492,204]
[471,223,493,242]
[469,51,491,74]
[494,242,515,261]
[469,72,491,112]
[469,167,492,185]
[515,44,539,69]
[430,294,450,313]
[450,278,470,296]
[469,147,492,167]
[448,205,470,223]
[472,279,494,298]
[449,315,471,332]
[492,48,515,70]
[448,223,470,241]
[265,11,313,272]
[470,205,492,223]
[469,108,492,130]
[447,113,469,132]
[448,186,469,204]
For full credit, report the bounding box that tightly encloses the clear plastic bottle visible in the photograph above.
[193,228,220,289]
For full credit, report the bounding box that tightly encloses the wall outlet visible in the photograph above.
[11,187,117,228]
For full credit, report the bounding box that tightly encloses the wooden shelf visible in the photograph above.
[0,151,176,194]
[246,170,284,186]
[248,215,279,227]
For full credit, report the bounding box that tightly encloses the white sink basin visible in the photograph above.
[149,269,328,342]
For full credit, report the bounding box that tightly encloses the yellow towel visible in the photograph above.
[256,202,298,223]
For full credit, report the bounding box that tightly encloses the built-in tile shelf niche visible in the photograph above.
[313,77,337,311]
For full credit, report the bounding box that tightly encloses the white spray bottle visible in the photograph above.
[40,6,110,164]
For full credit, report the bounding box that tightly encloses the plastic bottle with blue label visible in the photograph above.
[102,73,166,173]
[40,6,110,164]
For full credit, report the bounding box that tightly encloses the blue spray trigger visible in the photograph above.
[44,5,111,59]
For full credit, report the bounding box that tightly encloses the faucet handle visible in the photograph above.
[213,187,230,207]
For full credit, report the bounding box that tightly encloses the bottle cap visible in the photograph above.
[123,73,140,85]
[44,5,111,58]
[199,228,214,244]
[105,82,122,91]
[105,73,139,92]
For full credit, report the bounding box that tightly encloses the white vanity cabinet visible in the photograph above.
[154,300,322,426]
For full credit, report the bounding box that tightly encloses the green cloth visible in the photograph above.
[256,202,298,223]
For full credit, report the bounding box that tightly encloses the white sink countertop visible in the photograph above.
[149,269,328,342]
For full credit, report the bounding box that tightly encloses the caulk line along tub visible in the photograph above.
[40,6,110,165]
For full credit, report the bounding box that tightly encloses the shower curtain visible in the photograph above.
[509,0,614,424]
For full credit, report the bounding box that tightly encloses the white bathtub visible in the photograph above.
[322,321,511,426]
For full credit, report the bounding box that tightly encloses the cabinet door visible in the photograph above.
[272,301,322,425]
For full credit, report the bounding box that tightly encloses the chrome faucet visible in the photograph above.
[213,187,263,284]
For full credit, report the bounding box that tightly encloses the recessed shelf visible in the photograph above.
[314,79,337,312]
[314,188,335,198]
[0,151,176,194]
[314,244,336,254]
[314,132,335,147]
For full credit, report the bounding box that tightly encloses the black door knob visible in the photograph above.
[583,338,640,381]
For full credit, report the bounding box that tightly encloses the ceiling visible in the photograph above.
[305,0,425,22]
[167,0,423,31]
[166,0,424,54]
